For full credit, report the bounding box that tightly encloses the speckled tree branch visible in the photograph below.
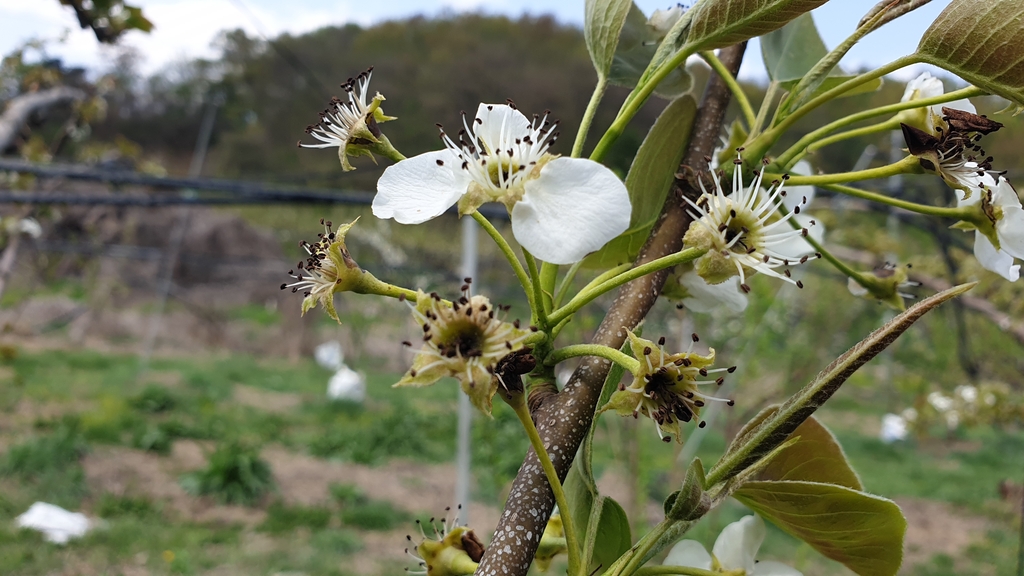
[476,42,748,576]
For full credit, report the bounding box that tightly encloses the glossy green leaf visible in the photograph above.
[608,2,693,98]
[735,481,906,576]
[585,0,633,77]
[582,95,696,268]
[917,0,1024,107]
[584,496,632,573]
[706,283,975,486]
[732,407,862,489]
[687,0,830,52]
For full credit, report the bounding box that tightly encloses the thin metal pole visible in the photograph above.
[137,96,219,373]
[454,216,479,523]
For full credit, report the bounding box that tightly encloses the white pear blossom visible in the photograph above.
[957,175,1024,281]
[901,96,1002,200]
[683,158,821,291]
[665,514,802,576]
[879,413,908,443]
[648,4,686,36]
[298,68,398,171]
[900,72,977,136]
[373,103,631,265]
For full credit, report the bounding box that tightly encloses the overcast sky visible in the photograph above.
[0,0,953,81]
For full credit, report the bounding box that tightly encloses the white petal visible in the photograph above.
[712,515,765,573]
[663,540,713,570]
[997,206,1024,259]
[474,103,531,155]
[930,97,976,118]
[679,271,748,313]
[901,72,942,102]
[992,177,1022,210]
[373,150,469,224]
[782,161,814,212]
[513,157,631,265]
[753,560,804,576]
[847,277,869,297]
[974,232,1020,281]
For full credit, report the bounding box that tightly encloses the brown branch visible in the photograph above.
[476,43,747,576]
[0,87,85,152]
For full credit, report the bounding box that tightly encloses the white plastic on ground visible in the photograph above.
[15,502,90,544]
[314,340,345,371]
[879,413,908,443]
[327,365,366,402]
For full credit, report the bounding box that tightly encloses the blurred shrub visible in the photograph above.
[3,421,86,477]
[81,396,138,443]
[132,424,172,455]
[130,385,178,413]
[180,441,274,506]
[96,493,160,518]
[330,483,408,531]
[309,399,452,464]
[259,500,331,533]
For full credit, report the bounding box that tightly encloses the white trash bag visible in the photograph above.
[327,365,366,403]
[314,341,345,372]
[16,502,90,544]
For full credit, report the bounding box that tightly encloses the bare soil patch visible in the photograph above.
[232,384,302,414]
[897,497,991,569]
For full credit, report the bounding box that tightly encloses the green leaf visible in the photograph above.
[732,407,862,489]
[583,496,632,573]
[585,0,633,77]
[734,481,906,576]
[687,0,831,52]
[608,2,693,98]
[564,463,596,541]
[916,0,1024,107]
[582,95,697,268]
[762,13,883,101]
[665,458,709,521]
[761,12,828,81]
[706,283,975,486]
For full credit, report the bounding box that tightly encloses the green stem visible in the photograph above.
[635,567,720,576]
[772,54,921,135]
[749,81,781,140]
[509,397,582,576]
[771,155,919,186]
[359,275,420,302]
[613,519,673,576]
[821,183,974,220]
[806,118,901,155]
[524,249,547,328]
[590,44,698,162]
[540,262,558,314]
[553,261,583,309]
[572,76,608,158]
[701,50,755,129]
[550,248,706,326]
[471,211,535,313]
[544,344,640,372]
[773,85,986,169]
